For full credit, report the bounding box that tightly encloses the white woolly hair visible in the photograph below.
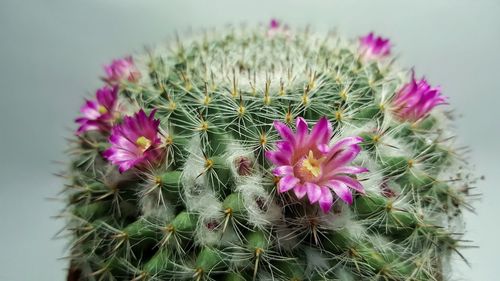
[319,204,352,229]
[234,175,282,229]
[195,221,240,248]
[192,200,226,247]
[324,206,367,240]
[341,117,412,159]
[304,247,330,275]
[274,220,299,252]
[339,120,378,137]
[389,189,414,211]
[224,141,257,180]
[138,192,175,221]
[101,165,136,187]
[180,134,221,213]
[431,107,453,131]
[366,233,400,255]
[354,150,384,195]
[254,271,275,281]
[136,165,177,220]
[334,268,356,281]
[378,133,413,158]
[176,133,249,248]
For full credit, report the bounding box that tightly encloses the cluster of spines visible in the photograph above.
[61,24,476,281]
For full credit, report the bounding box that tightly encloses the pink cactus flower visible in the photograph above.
[266,117,368,213]
[75,86,118,135]
[104,56,141,84]
[269,18,280,30]
[103,109,163,173]
[359,32,391,60]
[266,18,290,38]
[392,72,447,122]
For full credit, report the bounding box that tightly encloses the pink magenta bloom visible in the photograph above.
[266,18,290,38]
[266,117,368,213]
[103,109,162,173]
[104,56,141,83]
[75,86,118,135]
[269,18,280,30]
[359,32,391,60]
[392,72,447,122]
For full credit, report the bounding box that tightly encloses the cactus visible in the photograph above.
[61,20,478,281]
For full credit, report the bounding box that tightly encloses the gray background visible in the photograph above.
[0,0,499,280]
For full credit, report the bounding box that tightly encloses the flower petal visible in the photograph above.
[265,151,290,166]
[316,144,330,155]
[270,19,280,29]
[273,165,293,176]
[273,120,295,143]
[275,141,293,156]
[359,33,391,59]
[332,166,369,175]
[118,162,135,173]
[333,175,365,194]
[105,56,140,83]
[330,136,363,155]
[324,144,361,171]
[309,117,332,145]
[319,186,333,213]
[294,183,307,199]
[295,117,309,143]
[305,182,322,203]
[327,180,353,205]
[278,175,300,193]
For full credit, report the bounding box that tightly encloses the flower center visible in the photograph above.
[297,151,324,181]
[98,105,108,114]
[135,136,152,152]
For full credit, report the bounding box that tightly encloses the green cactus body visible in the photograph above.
[63,23,476,280]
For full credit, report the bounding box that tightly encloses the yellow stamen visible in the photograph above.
[136,136,152,152]
[301,151,323,178]
[98,105,108,114]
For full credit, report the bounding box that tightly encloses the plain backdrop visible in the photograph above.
[0,0,499,280]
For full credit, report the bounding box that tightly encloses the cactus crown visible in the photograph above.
[62,22,476,281]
